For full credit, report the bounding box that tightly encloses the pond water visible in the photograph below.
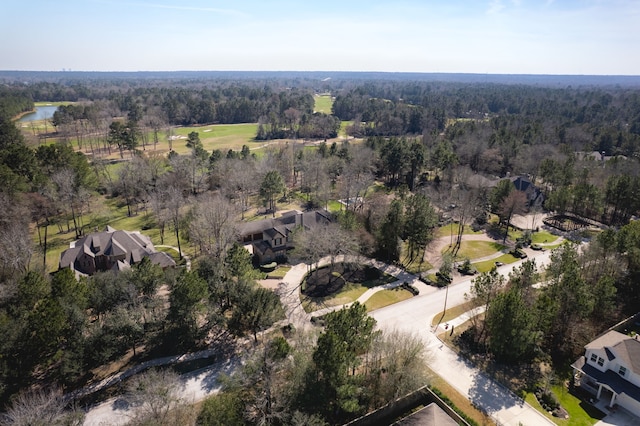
[18,105,58,122]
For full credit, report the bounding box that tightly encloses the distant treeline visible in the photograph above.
[0,87,33,120]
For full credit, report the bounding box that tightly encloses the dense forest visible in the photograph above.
[1,73,640,425]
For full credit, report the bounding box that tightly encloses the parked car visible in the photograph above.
[510,248,528,259]
[495,261,504,267]
[531,244,543,250]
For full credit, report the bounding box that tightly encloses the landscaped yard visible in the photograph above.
[531,230,560,245]
[266,265,291,279]
[301,264,396,313]
[447,241,506,260]
[525,384,606,426]
[31,195,185,273]
[364,287,413,312]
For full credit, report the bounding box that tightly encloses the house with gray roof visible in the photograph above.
[59,226,175,276]
[239,209,331,264]
[572,330,640,416]
[393,402,459,426]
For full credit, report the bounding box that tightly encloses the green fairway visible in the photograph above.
[168,123,261,154]
[34,101,75,107]
[313,94,333,114]
[339,121,352,138]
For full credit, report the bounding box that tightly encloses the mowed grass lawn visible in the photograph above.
[365,287,413,312]
[532,230,560,245]
[431,300,477,326]
[302,285,368,312]
[313,94,333,114]
[435,223,483,238]
[473,253,520,273]
[525,385,605,426]
[168,123,261,154]
[446,241,506,260]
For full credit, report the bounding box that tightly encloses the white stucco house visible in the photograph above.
[571,330,640,416]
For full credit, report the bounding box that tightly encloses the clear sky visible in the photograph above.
[2,0,638,75]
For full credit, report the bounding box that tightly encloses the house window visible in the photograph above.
[275,238,282,246]
[619,366,627,376]
[597,357,604,367]
[590,353,598,363]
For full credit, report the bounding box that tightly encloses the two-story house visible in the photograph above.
[59,226,176,276]
[571,330,640,416]
[239,209,331,264]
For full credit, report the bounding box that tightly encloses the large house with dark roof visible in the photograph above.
[59,226,175,276]
[239,210,331,264]
[572,330,640,416]
[510,175,545,208]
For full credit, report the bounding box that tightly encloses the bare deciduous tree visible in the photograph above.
[126,368,185,425]
[0,386,84,426]
[188,193,238,259]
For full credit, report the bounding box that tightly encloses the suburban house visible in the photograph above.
[395,402,459,426]
[571,330,640,416]
[239,209,331,264]
[510,175,545,208]
[59,226,176,276]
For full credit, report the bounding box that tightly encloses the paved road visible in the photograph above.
[83,358,239,426]
[82,239,556,425]
[371,249,555,426]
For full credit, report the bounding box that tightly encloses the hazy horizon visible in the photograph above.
[3,0,639,75]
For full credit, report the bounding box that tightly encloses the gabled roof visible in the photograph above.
[614,339,640,375]
[573,356,640,402]
[394,402,458,426]
[586,330,629,351]
[585,330,640,375]
[511,176,533,192]
[238,209,331,237]
[59,227,175,274]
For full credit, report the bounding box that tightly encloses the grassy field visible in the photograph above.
[313,94,333,114]
[339,120,353,138]
[447,241,506,260]
[365,287,413,312]
[473,253,520,273]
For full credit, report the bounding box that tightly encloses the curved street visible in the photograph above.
[83,232,557,425]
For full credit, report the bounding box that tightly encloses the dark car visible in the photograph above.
[511,248,528,259]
